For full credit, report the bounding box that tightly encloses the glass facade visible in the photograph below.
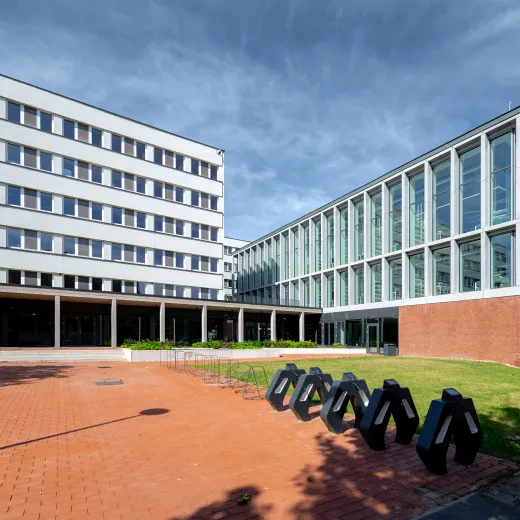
[303,225,310,275]
[409,252,425,298]
[302,278,309,306]
[326,213,334,268]
[339,270,348,306]
[314,219,321,271]
[314,276,322,307]
[293,229,299,277]
[388,257,402,300]
[354,199,364,261]
[490,133,512,225]
[433,246,450,295]
[433,160,451,240]
[283,233,289,280]
[339,206,348,265]
[491,232,513,288]
[460,239,481,292]
[275,238,280,282]
[354,267,364,304]
[409,172,425,247]
[389,183,402,252]
[326,274,334,308]
[371,192,382,257]
[370,263,382,303]
[460,146,481,233]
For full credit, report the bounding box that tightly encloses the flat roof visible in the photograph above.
[234,104,520,254]
[0,73,224,152]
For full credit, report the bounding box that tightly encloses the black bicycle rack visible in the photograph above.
[288,367,333,422]
[416,388,483,475]
[265,363,306,412]
[359,379,419,451]
[320,372,372,434]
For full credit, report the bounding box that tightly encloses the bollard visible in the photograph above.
[288,367,333,422]
[416,388,483,475]
[265,363,306,411]
[359,379,419,450]
[320,372,371,434]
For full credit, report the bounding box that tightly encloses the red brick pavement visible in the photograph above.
[0,362,516,520]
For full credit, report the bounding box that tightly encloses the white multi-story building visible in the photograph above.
[234,108,520,366]
[223,236,249,299]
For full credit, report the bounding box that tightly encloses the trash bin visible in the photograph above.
[383,343,397,356]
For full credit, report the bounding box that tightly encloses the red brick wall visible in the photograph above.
[399,296,520,367]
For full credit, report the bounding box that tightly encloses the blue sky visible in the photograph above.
[2,0,520,241]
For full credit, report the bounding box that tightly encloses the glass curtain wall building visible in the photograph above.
[234,109,520,360]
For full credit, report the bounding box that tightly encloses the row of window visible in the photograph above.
[4,269,219,299]
[254,230,513,307]
[5,228,219,272]
[6,143,220,210]
[6,101,219,179]
[6,186,219,241]
[238,131,514,288]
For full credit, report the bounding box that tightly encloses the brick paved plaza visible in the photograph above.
[0,362,516,520]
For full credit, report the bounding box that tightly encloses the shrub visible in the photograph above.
[122,340,170,350]
[332,342,344,348]
[191,340,222,349]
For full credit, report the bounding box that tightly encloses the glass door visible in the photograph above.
[366,323,379,353]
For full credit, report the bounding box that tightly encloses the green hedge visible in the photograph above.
[122,339,318,350]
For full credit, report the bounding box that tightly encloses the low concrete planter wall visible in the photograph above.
[122,347,366,362]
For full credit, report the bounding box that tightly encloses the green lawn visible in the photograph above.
[237,357,520,461]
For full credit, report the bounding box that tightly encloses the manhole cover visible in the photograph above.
[95,380,123,386]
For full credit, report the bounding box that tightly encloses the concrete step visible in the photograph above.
[0,349,126,363]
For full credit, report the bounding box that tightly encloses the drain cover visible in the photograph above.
[95,380,123,386]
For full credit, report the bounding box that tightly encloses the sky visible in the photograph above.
[1,0,520,241]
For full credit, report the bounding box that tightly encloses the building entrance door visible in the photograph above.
[366,323,379,353]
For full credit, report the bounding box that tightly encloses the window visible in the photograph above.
[78,123,89,143]
[24,106,37,127]
[77,162,89,181]
[92,240,103,258]
[7,228,21,248]
[136,177,146,193]
[63,158,75,177]
[7,186,21,206]
[63,197,75,216]
[371,263,382,302]
[192,287,200,299]
[7,102,20,123]
[165,150,174,167]
[137,212,146,229]
[112,134,122,152]
[211,227,218,242]
[409,252,425,298]
[490,132,512,225]
[192,223,200,239]
[154,215,163,232]
[210,196,218,211]
[24,230,37,250]
[92,278,103,291]
[176,154,184,170]
[371,192,382,256]
[154,148,163,165]
[191,160,199,175]
[78,238,89,256]
[124,173,134,191]
[124,209,135,227]
[7,143,21,164]
[314,219,322,270]
[339,207,348,265]
[210,164,218,180]
[433,160,451,240]
[337,270,348,306]
[174,187,184,203]
[354,199,364,260]
[191,191,200,206]
[23,147,37,168]
[8,270,21,285]
[112,171,122,188]
[124,137,134,155]
[92,128,102,147]
[154,250,163,266]
[40,192,53,212]
[389,258,402,300]
[63,119,74,139]
[25,271,37,286]
[154,182,163,198]
[112,207,122,225]
[77,199,89,219]
[64,237,75,255]
[201,162,209,177]
[176,220,184,235]
[40,233,53,252]
[112,280,122,293]
[460,147,481,233]
[112,244,122,261]
[211,258,218,272]
[40,152,52,172]
[433,246,450,295]
[64,275,75,289]
[165,184,174,201]
[491,232,513,288]
[224,262,232,272]
[136,142,145,159]
[41,273,53,287]
[326,274,334,308]
[326,214,334,268]
[460,239,481,292]
[354,267,364,304]
[409,172,425,246]
[92,165,102,183]
[25,189,38,209]
[191,256,200,270]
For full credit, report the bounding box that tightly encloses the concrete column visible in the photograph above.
[270,309,277,341]
[201,305,208,342]
[238,307,244,342]
[54,295,60,348]
[160,302,166,342]
[111,298,117,347]
[299,312,305,342]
